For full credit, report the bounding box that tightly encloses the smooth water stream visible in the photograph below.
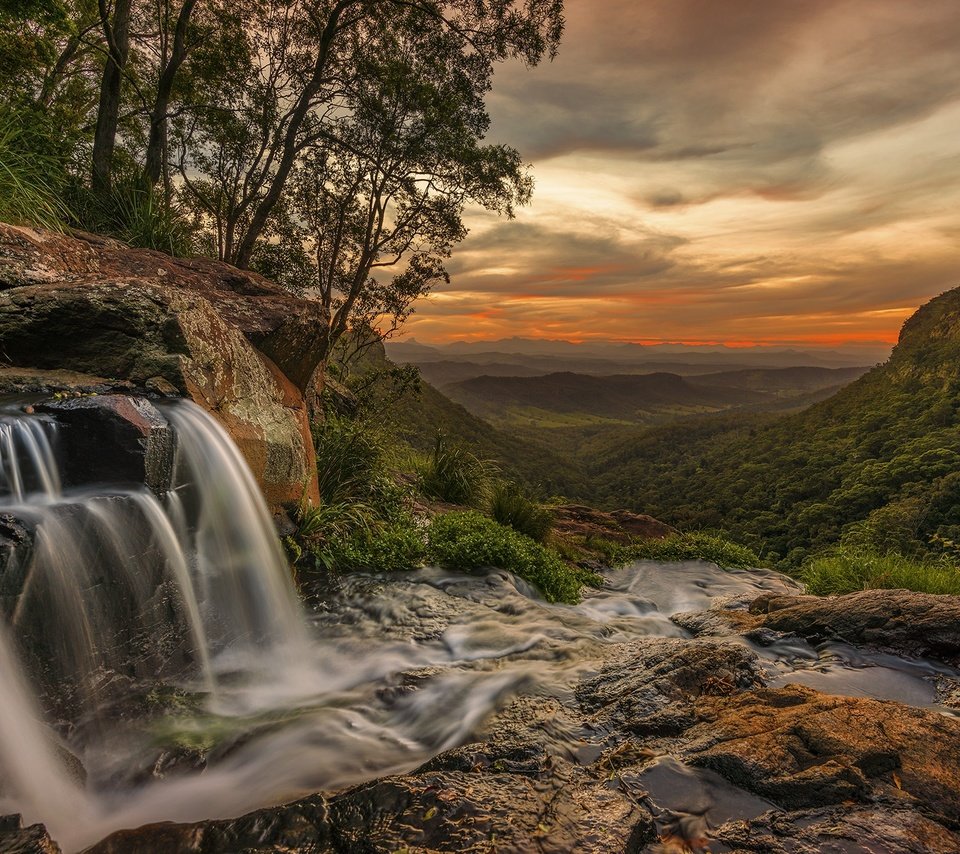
[0,402,956,852]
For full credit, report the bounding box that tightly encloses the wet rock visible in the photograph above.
[37,395,173,493]
[681,684,960,822]
[750,589,960,665]
[715,805,960,853]
[0,367,131,397]
[81,634,960,854]
[0,814,61,853]
[578,638,763,736]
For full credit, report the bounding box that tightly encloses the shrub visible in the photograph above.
[313,415,391,506]
[328,521,426,573]
[801,547,960,596]
[616,532,760,569]
[489,481,554,543]
[417,432,495,507]
[426,511,587,603]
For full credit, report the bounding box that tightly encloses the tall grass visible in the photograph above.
[67,171,193,256]
[489,481,553,543]
[0,110,69,230]
[313,415,390,505]
[417,432,496,507]
[801,547,960,596]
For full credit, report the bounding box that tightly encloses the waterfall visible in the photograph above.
[0,415,60,500]
[0,398,310,843]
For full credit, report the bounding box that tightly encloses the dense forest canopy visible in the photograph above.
[0,0,564,374]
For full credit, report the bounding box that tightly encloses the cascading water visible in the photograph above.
[0,398,314,846]
[0,414,60,500]
[0,397,957,853]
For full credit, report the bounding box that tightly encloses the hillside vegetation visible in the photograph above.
[579,286,960,567]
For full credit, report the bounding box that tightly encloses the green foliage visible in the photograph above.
[801,547,960,596]
[574,295,960,569]
[615,532,760,569]
[426,511,586,604]
[326,521,426,573]
[0,107,69,229]
[291,413,426,576]
[489,481,554,544]
[417,432,496,507]
[313,415,393,506]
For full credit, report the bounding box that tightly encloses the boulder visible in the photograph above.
[0,225,327,390]
[551,504,676,543]
[37,396,173,493]
[0,814,61,854]
[0,225,321,511]
[683,685,960,822]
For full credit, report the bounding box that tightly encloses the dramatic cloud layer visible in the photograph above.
[405,0,960,345]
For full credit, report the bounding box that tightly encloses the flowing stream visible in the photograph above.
[0,400,956,852]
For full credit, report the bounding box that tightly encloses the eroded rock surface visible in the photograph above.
[552,504,676,543]
[0,814,61,853]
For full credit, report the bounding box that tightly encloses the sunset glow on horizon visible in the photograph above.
[403,0,960,347]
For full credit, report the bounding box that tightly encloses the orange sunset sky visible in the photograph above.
[403,0,960,347]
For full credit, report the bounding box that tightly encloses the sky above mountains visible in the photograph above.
[405,0,960,346]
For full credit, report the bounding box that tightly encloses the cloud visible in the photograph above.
[407,0,960,345]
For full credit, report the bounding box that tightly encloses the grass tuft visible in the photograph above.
[0,109,69,230]
[417,432,496,507]
[489,481,553,543]
[801,547,960,596]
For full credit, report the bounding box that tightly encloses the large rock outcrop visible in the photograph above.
[0,224,322,510]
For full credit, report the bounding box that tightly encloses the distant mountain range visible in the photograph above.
[387,337,891,371]
[386,338,889,386]
[577,284,960,565]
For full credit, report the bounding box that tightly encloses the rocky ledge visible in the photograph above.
[69,587,960,853]
[0,224,322,510]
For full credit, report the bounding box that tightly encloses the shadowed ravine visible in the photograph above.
[0,404,959,852]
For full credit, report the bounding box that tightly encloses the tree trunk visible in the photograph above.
[144,0,198,187]
[91,0,134,195]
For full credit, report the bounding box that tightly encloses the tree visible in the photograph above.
[270,20,534,376]
[91,0,133,193]
[173,0,562,383]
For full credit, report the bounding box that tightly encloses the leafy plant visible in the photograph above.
[417,432,496,507]
[426,511,588,604]
[489,481,554,544]
[327,521,426,573]
[801,547,960,596]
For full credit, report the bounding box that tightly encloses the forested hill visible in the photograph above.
[579,285,960,566]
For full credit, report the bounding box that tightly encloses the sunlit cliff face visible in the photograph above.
[405,0,960,346]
